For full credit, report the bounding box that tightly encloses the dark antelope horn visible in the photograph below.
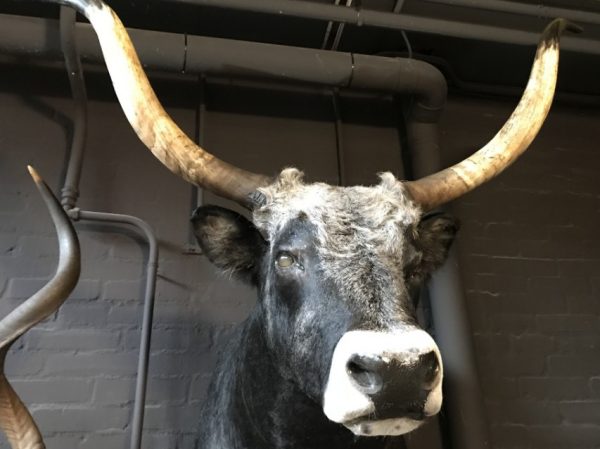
[404,19,581,211]
[0,167,80,449]
[51,0,271,209]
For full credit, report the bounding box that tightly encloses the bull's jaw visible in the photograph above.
[322,329,443,436]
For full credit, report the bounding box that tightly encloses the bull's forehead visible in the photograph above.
[254,169,422,325]
[253,168,421,257]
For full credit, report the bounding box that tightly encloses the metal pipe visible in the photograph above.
[424,0,600,27]
[59,6,87,210]
[428,253,490,449]
[0,13,446,131]
[58,10,157,449]
[408,124,490,449]
[331,89,346,186]
[66,209,158,449]
[171,0,600,55]
[330,0,353,52]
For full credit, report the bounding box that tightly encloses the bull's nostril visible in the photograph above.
[419,350,440,388]
[346,355,383,395]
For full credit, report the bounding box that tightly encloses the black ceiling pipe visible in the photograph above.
[171,0,600,55]
[0,12,489,449]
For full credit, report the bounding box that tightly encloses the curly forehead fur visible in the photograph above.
[254,168,421,242]
[253,169,422,324]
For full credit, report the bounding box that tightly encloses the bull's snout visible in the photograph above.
[323,329,443,436]
[346,350,441,420]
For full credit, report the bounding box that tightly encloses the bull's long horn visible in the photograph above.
[0,167,80,449]
[52,0,271,209]
[404,19,580,211]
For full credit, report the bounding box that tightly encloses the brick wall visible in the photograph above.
[441,97,600,449]
[1,61,599,449]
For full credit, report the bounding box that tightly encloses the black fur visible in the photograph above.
[192,205,457,449]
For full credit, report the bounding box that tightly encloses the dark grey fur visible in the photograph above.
[191,171,457,449]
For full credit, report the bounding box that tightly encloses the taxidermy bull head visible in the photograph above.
[4,0,577,447]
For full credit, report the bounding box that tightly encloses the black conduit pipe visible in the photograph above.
[408,124,490,449]
[171,0,600,55]
[59,7,87,210]
[7,12,489,449]
[58,9,157,449]
[66,209,158,449]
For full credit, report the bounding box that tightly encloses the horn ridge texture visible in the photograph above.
[404,18,580,211]
[0,167,81,449]
[51,0,271,209]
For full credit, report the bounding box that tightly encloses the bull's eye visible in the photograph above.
[276,252,295,269]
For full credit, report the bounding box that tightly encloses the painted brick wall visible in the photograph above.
[440,97,600,449]
[1,61,599,449]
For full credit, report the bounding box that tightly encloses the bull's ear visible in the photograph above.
[191,206,266,284]
[415,213,460,274]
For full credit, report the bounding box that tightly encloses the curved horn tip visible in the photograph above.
[547,18,583,36]
[27,165,43,184]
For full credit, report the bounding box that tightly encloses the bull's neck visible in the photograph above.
[213,312,388,449]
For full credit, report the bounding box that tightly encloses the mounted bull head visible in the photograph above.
[12,0,576,447]
[0,167,80,449]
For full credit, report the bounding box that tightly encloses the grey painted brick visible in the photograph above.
[557,336,600,355]
[559,401,600,424]
[68,280,102,301]
[466,237,521,257]
[148,352,202,376]
[559,274,600,302]
[489,424,530,449]
[480,353,545,376]
[189,374,211,403]
[141,432,179,449]
[537,314,599,335]
[125,328,190,352]
[6,277,50,299]
[19,235,61,259]
[93,378,134,406]
[510,334,556,354]
[77,236,111,260]
[557,259,600,278]
[480,376,519,400]
[156,281,194,303]
[143,404,199,432]
[12,378,93,404]
[526,425,600,448]
[589,377,600,398]
[519,377,590,401]
[548,355,600,376]
[103,279,144,302]
[24,329,121,351]
[468,273,528,295]
[107,304,143,326]
[487,400,562,425]
[79,433,128,449]
[5,350,44,376]
[43,434,84,449]
[474,333,511,355]
[0,193,26,214]
[466,255,558,277]
[146,377,189,405]
[484,223,549,241]
[56,302,110,328]
[487,314,538,334]
[43,352,138,376]
[32,407,129,432]
[0,235,18,255]
[152,303,195,328]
